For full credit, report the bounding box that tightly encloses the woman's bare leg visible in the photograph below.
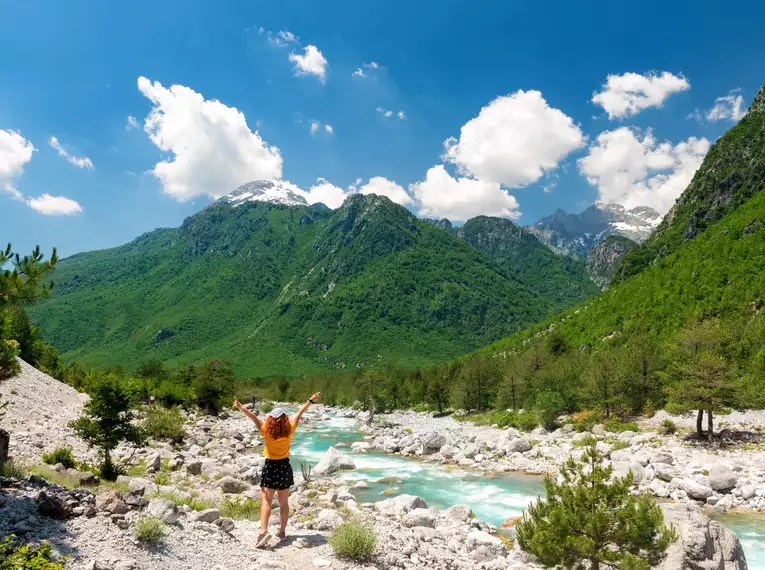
[260,488,274,534]
[277,489,290,533]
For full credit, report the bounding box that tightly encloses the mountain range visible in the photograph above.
[30,190,598,377]
[525,202,661,259]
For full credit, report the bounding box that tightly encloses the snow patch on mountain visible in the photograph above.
[219,180,309,207]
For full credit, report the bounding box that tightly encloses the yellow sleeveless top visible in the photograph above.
[260,420,296,460]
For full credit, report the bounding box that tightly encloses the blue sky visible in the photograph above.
[1,0,763,258]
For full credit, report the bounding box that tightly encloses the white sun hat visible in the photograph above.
[267,407,286,419]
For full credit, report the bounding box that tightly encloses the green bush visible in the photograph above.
[153,472,170,486]
[660,419,677,435]
[0,459,27,479]
[0,536,65,569]
[133,515,166,544]
[571,410,602,432]
[329,519,377,560]
[603,419,640,433]
[220,496,261,521]
[259,401,274,414]
[610,440,630,451]
[0,338,20,380]
[142,405,186,442]
[42,447,76,469]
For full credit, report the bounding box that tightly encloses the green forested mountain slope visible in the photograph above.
[615,84,765,282]
[30,194,596,377]
[480,188,765,358]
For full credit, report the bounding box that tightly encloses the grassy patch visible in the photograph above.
[220,496,261,521]
[454,409,538,431]
[0,459,27,479]
[133,515,166,544]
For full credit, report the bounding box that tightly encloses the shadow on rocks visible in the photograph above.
[0,475,85,563]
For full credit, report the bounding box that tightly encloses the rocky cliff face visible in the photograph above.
[586,235,639,290]
[527,202,660,259]
[616,84,765,283]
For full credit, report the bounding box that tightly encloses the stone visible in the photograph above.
[123,490,148,508]
[505,438,532,453]
[127,477,156,495]
[403,508,436,528]
[465,529,506,557]
[312,558,331,568]
[350,441,370,453]
[655,502,747,570]
[421,432,446,450]
[95,490,128,515]
[168,455,184,471]
[592,424,606,435]
[573,432,591,443]
[439,445,455,459]
[185,461,203,475]
[375,494,427,516]
[215,517,235,532]
[63,469,99,487]
[313,446,356,475]
[189,508,220,523]
[682,479,714,501]
[708,464,737,492]
[740,484,756,500]
[561,423,574,434]
[216,476,251,494]
[146,498,179,524]
[531,427,548,436]
[445,504,472,522]
[652,462,676,482]
[618,430,636,441]
[147,453,162,472]
[650,479,670,498]
[314,509,343,531]
[650,452,674,465]
[0,429,9,470]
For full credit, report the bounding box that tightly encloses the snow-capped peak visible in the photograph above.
[220,181,308,207]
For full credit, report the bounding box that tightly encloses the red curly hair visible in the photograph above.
[264,414,292,440]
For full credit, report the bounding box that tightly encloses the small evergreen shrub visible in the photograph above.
[133,515,166,544]
[329,519,377,560]
[660,419,677,435]
[0,339,20,380]
[142,405,185,442]
[220,496,261,521]
[0,536,65,570]
[259,401,274,414]
[42,447,76,469]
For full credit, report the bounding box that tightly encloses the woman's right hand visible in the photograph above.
[310,392,321,402]
[233,397,241,410]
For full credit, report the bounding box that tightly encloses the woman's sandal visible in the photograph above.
[255,531,272,548]
[276,531,287,542]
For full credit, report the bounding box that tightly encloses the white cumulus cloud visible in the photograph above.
[592,71,690,119]
[137,76,283,201]
[410,165,521,221]
[324,124,333,134]
[578,126,709,214]
[26,194,83,216]
[0,129,36,199]
[48,136,94,170]
[289,45,327,82]
[705,89,747,122]
[305,179,348,209]
[358,176,412,205]
[126,116,139,131]
[310,121,320,136]
[443,90,585,188]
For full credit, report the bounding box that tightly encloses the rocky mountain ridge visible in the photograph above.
[586,235,639,290]
[526,202,661,259]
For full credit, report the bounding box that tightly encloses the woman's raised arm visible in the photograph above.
[234,398,263,431]
[292,392,321,429]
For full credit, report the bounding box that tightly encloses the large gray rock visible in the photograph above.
[216,476,250,494]
[375,494,427,516]
[421,432,446,450]
[655,502,747,570]
[652,463,676,482]
[403,508,436,528]
[146,498,179,524]
[313,446,356,475]
[445,504,472,522]
[708,464,737,493]
[505,438,532,453]
[185,461,203,476]
[127,477,156,495]
[683,479,715,501]
[465,529,506,558]
[189,508,220,523]
[96,490,128,514]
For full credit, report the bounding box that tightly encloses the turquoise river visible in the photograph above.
[289,414,765,568]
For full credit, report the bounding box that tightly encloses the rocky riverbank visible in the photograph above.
[344,408,765,515]
[0,360,756,568]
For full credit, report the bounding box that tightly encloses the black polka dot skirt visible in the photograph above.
[260,458,295,490]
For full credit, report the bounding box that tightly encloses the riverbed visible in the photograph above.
[290,414,765,567]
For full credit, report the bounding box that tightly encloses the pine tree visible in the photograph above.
[583,349,621,418]
[516,439,677,570]
[617,333,664,415]
[193,359,234,415]
[69,374,146,480]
